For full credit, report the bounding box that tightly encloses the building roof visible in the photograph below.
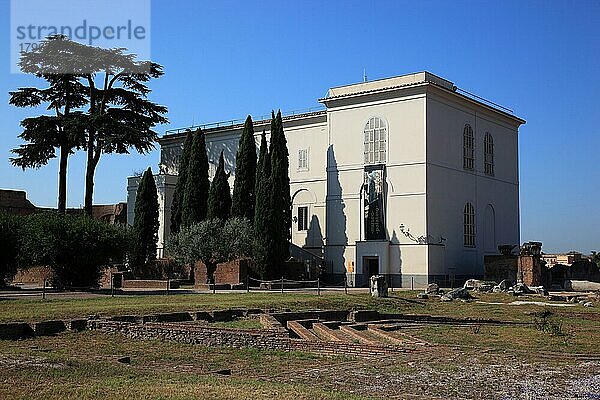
[322,71,455,99]
[320,71,525,125]
[161,71,524,140]
[160,109,326,141]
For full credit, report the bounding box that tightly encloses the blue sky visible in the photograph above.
[0,0,598,253]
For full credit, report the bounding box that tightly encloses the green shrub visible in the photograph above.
[143,258,189,280]
[532,309,564,336]
[19,213,128,288]
[0,212,21,286]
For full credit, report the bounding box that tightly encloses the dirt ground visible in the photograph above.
[277,347,600,399]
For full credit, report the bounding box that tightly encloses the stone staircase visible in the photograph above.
[284,316,430,347]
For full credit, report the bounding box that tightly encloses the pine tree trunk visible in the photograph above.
[84,141,100,217]
[84,162,94,217]
[57,143,69,214]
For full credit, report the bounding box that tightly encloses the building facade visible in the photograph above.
[541,252,583,268]
[127,71,525,287]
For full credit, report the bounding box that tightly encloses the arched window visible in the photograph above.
[463,202,476,247]
[364,117,387,164]
[484,132,494,176]
[463,124,474,171]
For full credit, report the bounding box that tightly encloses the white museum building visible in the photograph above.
[127,71,525,287]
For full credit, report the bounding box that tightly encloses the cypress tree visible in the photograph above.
[170,129,194,234]
[269,110,291,268]
[181,129,210,227]
[207,150,232,221]
[255,129,268,193]
[253,130,273,279]
[131,167,159,277]
[231,116,257,221]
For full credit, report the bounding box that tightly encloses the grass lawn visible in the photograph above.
[0,291,599,399]
[2,291,599,324]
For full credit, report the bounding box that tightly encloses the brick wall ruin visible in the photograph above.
[484,255,518,283]
[518,255,544,286]
[194,258,250,287]
[10,266,55,286]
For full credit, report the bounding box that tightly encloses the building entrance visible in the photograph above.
[364,257,379,277]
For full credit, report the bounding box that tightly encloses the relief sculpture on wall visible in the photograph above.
[364,164,386,240]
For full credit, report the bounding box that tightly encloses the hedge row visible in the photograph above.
[0,212,128,288]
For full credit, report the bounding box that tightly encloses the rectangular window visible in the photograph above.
[298,148,309,170]
[297,206,308,231]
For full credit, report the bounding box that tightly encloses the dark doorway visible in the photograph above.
[365,257,379,277]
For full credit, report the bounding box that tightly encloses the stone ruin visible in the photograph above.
[1,308,524,358]
[485,242,600,292]
[370,275,388,298]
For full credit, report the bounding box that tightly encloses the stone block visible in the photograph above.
[230,309,247,318]
[33,320,66,336]
[370,275,388,298]
[425,283,439,294]
[518,255,544,287]
[566,280,600,292]
[0,322,34,340]
[194,311,212,321]
[349,310,381,322]
[68,319,87,331]
[211,309,232,322]
[143,312,193,323]
[108,315,142,323]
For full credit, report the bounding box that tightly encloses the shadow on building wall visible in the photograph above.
[160,129,239,179]
[389,229,403,272]
[206,139,238,179]
[305,215,324,255]
[325,145,348,281]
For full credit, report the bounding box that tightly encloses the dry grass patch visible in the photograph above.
[0,331,367,400]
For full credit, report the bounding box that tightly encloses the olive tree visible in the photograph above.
[166,218,252,282]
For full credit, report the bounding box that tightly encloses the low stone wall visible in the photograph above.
[88,320,290,351]
[0,323,34,340]
[0,318,85,340]
[11,266,55,286]
[33,320,66,336]
[121,280,179,289]
[98,267,121,289]
[142,312,194,323]
[271,310,350,327]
